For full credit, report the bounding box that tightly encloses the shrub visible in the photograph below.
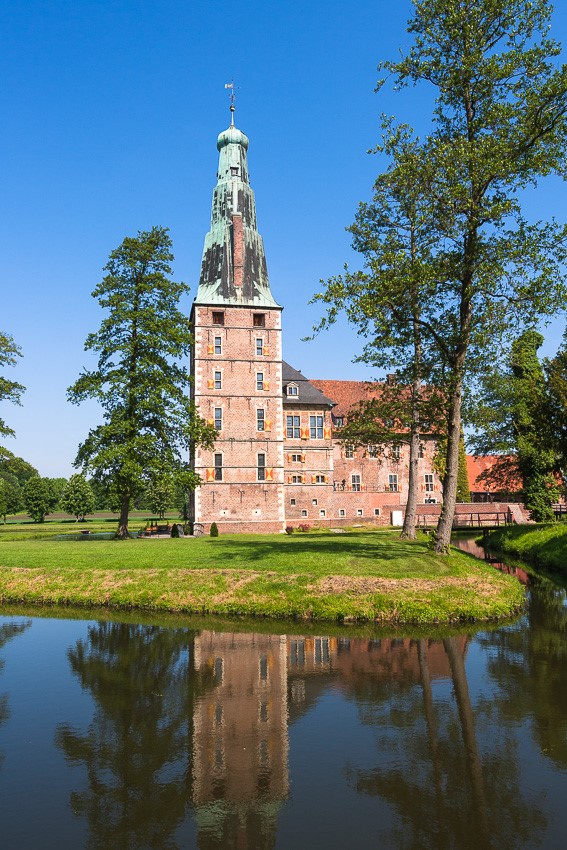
[297,523,311,533]
[285,525,295,534]
[210,522,219,537]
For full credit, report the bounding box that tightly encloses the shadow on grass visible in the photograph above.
[199,532,433,565]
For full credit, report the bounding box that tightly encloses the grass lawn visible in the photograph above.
[0,524,525,624]
[487,523,567,576]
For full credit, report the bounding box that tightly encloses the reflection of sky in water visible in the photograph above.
[0,598,565,850]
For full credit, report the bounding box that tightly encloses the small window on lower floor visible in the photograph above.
[357,509,363,517]
[338,509,346,518]
[290,498,296,506]
[301,509,308,517]
[319,509,326,518]
[312,499,318,506]
[374,508,380,516]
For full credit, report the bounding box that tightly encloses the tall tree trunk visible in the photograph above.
[117,491,130,539]
[435,379,463,552]
[401,410,421,539]
[401,263,423,540]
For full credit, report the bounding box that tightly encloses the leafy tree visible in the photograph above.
[312,127,445,538]
[0,449,38,487]
[470,331,559,520]
[145,474,175,519]
[23,476,53,523]
[0,331,24,440]
[0,473,22,522]
[456,433,471,503]
[46,477,68,512]
[68,226,215,538]
[60,474,96,521]
[546,334,567,484]
[434,430,471,502]
[321,0,567,552]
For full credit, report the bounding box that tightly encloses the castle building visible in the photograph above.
[190,111,442,533]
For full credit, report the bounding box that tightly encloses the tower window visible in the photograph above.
[253,313,266,327]
[214,336,222,355]
[256,338,264,356]
[214,408,222,430]
[214,453,223,481]
[256,372,264,391]
[257,408,265,431]
[212,311,224,326]
[257,453,266,481]
[214,371,222,389]
[230,166,239,176]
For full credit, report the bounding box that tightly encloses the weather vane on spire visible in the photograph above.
[224,80,238,126]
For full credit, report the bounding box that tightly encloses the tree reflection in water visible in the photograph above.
[0,620,31,771]
[343,635,546,850]
[49,602,565,850]
[56,622,214,850]
[479,575,567,770]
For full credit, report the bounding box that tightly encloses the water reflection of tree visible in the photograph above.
[56,621,214,850]
[479,577,567,770]
[345,636,545,850]
[0,620,32,769]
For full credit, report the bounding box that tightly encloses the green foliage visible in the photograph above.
[47,477,68,511]
[470,331,560,520]
[67,226,215,538]
[324,0,567,552]
[209,521,219,537]
[0,448,38,487]
[145,474,175,520]
[0,330,24,439]
[546,333,567,480]
[23,476,53,523]
[0,472,22,521]
[456,434,470,503]
[60,474,96,520]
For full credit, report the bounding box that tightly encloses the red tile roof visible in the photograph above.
[309,380,381,417]
[466,455,522,493]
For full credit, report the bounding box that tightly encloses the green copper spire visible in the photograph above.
[194,109,280,308]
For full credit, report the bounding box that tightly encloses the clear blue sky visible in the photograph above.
[1,0,566,477]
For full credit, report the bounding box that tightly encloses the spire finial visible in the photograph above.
[224,80,238,126]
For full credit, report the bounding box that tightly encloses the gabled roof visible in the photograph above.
[282,362,335,408]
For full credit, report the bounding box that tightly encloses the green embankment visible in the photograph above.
[0,524,525,624]
[486,523,567,575]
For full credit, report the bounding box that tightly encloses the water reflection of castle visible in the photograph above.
[191,631,467,846]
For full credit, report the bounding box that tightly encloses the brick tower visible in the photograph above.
[190,105,285,533]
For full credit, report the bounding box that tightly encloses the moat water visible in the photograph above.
[0,551,565,849]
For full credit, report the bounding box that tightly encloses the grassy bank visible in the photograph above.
[0,527,524,624]
[486,523,567,575]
